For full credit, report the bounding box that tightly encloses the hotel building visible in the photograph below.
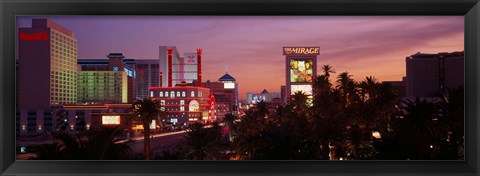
[246,89,281,105]
[159,46,203,87]
[135,59,160,99]
[77,53,137,104]
[202,72,239,117]
[405,51,464,97]
[18,19,78,134]
[149,85,212,125]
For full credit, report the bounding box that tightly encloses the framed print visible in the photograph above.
[1,0,479,175]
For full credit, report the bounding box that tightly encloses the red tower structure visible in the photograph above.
[159,72,163,87]
[167,48,173,87]
[197,48,202,87]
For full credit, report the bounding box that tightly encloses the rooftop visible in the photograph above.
[219,73,236,81]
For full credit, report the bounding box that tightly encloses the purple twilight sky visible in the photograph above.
[17,16,464,100]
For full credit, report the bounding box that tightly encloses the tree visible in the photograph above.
[393,98,444,159]
[132,98,163,160]
[178,122,226,160]
[322,64,336,79]
[222,113,238,141]
[33,126,131,160]
[291,91,309,114]
[438,86,464,159]
[336,72,358,108]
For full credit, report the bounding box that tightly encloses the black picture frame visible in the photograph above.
[1,0,479,175]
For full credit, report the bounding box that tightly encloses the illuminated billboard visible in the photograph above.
[189,100,200,111]
[290,85,313,95]
[224,82,235,89]
[290,59,313,83]
[102,115,120,125]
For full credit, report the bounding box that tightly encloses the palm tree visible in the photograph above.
[336,72,357,107]
[178,122,226,160]
[393,98,444,159]
[358,76,379,101]
[438,86,464,159]
[291,91,308,113]
[255,100,269,118]
[33,126,131,160]
[132,98,163,160]
[322,64,336,79]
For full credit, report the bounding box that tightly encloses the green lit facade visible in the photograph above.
[77,71,128,104]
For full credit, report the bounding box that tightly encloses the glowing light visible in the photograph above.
[224,82,235,89]
[372,131,381,139]
[102,115,121,125]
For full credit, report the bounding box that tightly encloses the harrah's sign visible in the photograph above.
[283,47,320,55]
[19,32,49,41]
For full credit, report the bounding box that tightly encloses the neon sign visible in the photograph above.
[283,47,320,55]
[19,32,48,41]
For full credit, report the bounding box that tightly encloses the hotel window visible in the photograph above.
[170,91,175,98]
[180,100,185,105]
[180,107,185,112]
[159,92,164,97]
[191,91,195,97]
[176,92,180,97]
[150,91,154,97]
[165,91,169,97]
[182,91,186,97]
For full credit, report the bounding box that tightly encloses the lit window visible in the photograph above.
[180,107,185,111]
[159,92,164,97]
[180,100,185,105]
[170,91,175,98]
[165,91,169,97]
[177,92,180,97]
[191,91,195,97]
[150,91,153,97]
[182,91,186,97]
[160,100,165,105]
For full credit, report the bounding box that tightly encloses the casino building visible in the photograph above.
[17,19,78,134]
[282,47,320,101]
[149,85,214,125]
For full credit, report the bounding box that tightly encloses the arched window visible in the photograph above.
[182,91,186,97]
[176,91,181,97]
[170,91,175,98]
[191,91,195,97]
[159,92,164,97]
[164,91,169,97]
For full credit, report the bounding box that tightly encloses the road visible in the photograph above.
[126,131,187,158]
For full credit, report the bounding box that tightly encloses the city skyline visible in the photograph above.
[17,16,464,100]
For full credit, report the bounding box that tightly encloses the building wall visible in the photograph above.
[77,71,127,104]
[150,86,211,125]
[246,92,282,104]
[159,46,180,87]
[135,59,159,99]
[18,19,77,134]
[405,52,464,97]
